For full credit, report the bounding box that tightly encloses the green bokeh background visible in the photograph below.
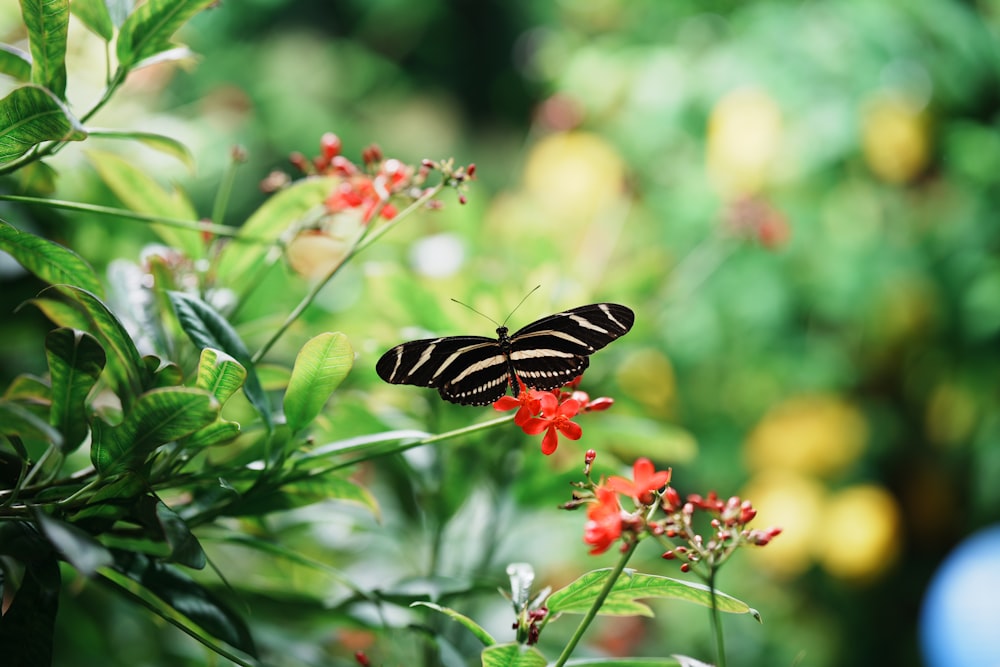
[2,1,999,666]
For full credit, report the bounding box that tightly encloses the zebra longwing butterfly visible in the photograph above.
[375,303,634,406]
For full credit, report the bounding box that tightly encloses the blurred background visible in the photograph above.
[2,1,1000,665]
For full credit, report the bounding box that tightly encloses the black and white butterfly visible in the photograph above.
[375,303,634,406]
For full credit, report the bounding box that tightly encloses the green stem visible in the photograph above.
[250,182,445,364]
[0,195,259,240]
[552,540,640,667]
[707,566,727,667]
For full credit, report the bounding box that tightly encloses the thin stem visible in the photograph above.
[707,566,727,667]
[552,540,640,667]
[250,182,445,363]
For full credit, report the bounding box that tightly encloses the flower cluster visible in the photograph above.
[263,132,476,224]
[569,454,781,569]
[493,376,613,455]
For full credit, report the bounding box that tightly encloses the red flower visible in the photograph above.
[493,378,543,426]
[521,392,582,455]
[584,485,623,555]
[606,458,672,506]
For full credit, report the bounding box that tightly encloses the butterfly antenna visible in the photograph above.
[450,298,501,327]
[501,285,541,327]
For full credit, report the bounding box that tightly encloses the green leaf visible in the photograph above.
[115,0,218,70]
[53,285,146,406]
[91,387,219,475]
[0,398,62,447]
[295,429,432,465]
[33,508,114,576]
[561,658,686,666]
[283,332,353,434]
[45,328,105,453]
[155,501,206,569]
[86,149,203,259]
[0,44,32,82]
[183,419,240,448]
[20,0,70,98]
[24,297,90,331]
[168,291,272,430]
[3,373,51,403]
[0,220,105,297]
[412,601,496,646]
[0,85,85,164]
[195,348,246,404]
[481,643,547,667]
[14,159,59,195]
[225,474,379,519]
[546,569,758,619]
[70,0,114,41]
[144,356,184,388]
[214,176,337,287]
[104,550,257,658]
[88,128,195,170]
[68,472,144,522]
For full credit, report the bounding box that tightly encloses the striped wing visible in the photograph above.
[508,303,634,391]
[375,335,511,406]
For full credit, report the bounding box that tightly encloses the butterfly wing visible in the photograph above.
[508,303,634,391]
[376,335,511,406]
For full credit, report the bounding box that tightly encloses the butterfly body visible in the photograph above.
[376,303,634,405]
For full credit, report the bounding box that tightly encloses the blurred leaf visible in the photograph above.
[103,550,258,659]
[226,474,379,519]
[481,643,547,667]
[296,429,433,465]
[33,508,113,576]
[506,562,535,613]
[14,159,58,194]
[0,543,59,667]
[70,0,114,41]
[20,0,69,99]
[88,128,195,170]
[144,356,184,388]
[0,44,32,82]
[283,332,353,435]
[115,0,218,70]
[168,291,272,430]
[86,149,203,259]
[0,220,104,297]
[0,398,62,447]
[3,374,51,403]
[45,328,105,453]
[547,569,758,619]
[411,601,496,646]
[24,296,90,330]
[214,176,337,287]
[195,348,246,404]
[54,285,146,406]
[0,85,85,163]
[91,387,219,475]
[561,659,686,666]
[69,472,144,522]
[184,419,240,448]
[155,501,206,569]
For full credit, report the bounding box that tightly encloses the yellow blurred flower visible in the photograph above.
[862,91,930,184]
[744,394,868,477]
[815,484,901,581]
[707,87,783,195]
[522,131,626,222]
[741,471,827,577]
[285,229,350,281]
[615,348,677,416]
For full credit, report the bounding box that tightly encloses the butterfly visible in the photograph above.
[375,303,634,405]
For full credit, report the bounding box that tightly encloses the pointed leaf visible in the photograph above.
[45,328,105,453]
[0,85,85,163]
[225,474,379,519]
[412,602,495,646]
[70,0,114,41]
[0,220,104,297]
[195,348,246,404]
[24,297,89,331]
[105,550,257,656]
[88,128,195,170]
[20,0,69,98]
[184,419,240,448]
[86,149,203,259]
[546,569,758,619]
[53,285,145,405]
[284,332,353,434]
[155,501,206,569]
[0,44,32,82]
[481,643,547,667]
[33,509,113,576]
[91,387,219,475]
[214,176,337,287]
[168,291,272,429]
[561,659,685,666]
[116,0,217,70]
[3,374,51,403]
[144,356,184,388]
[68,472,144,522]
